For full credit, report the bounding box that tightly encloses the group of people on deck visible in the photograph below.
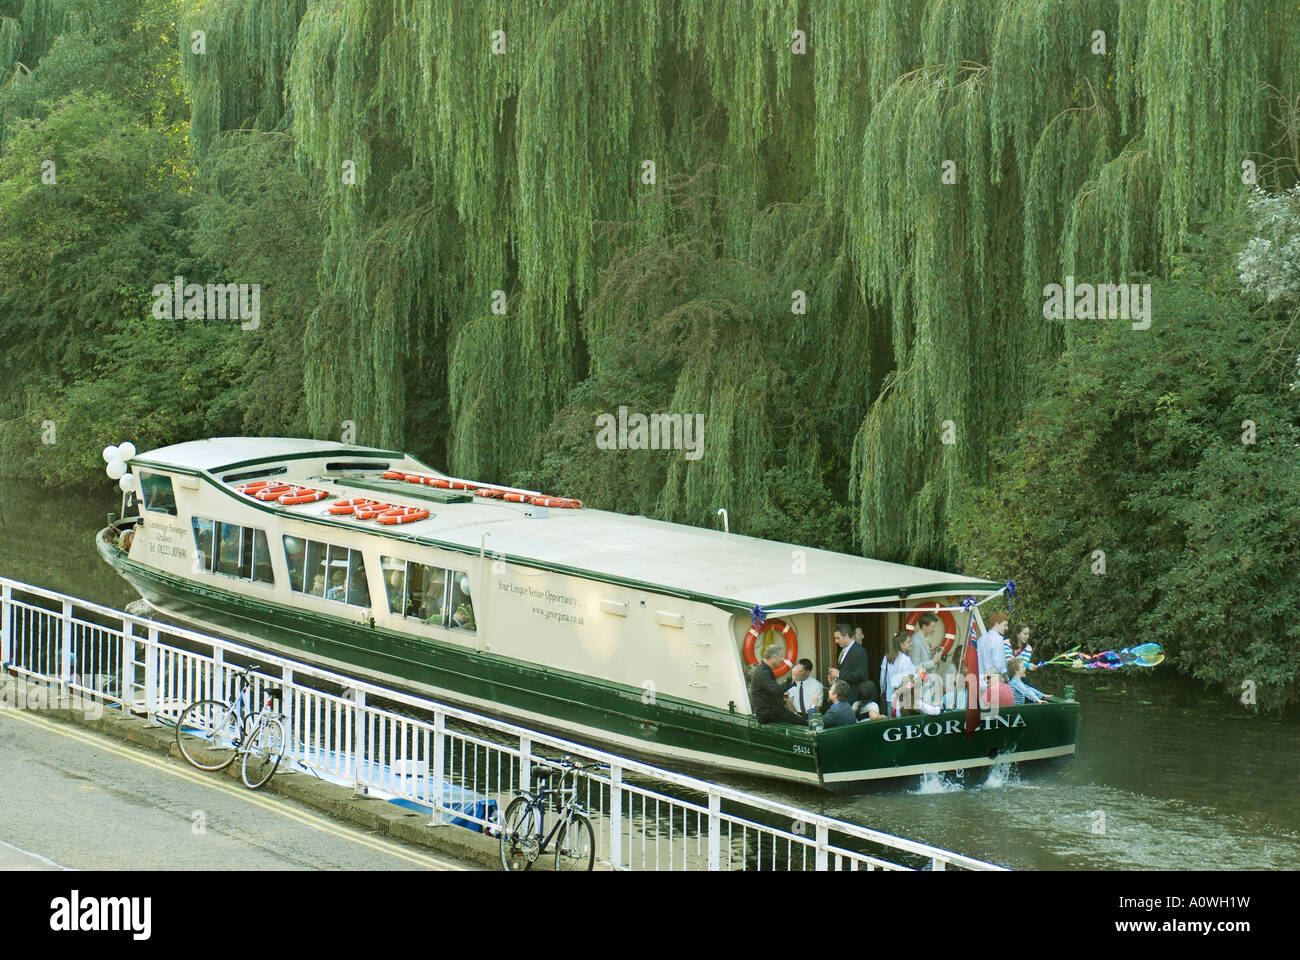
[750,610,1054,727]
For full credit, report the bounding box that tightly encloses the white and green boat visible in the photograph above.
[97,437,1080,788]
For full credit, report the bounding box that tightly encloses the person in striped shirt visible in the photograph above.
[1008,659,1054,704]
[1010,623,1035,671]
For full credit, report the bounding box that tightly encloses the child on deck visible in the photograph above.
[1008,659,1054,704]
[980,669,1015,709]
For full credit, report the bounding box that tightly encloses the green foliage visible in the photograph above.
[951,217,1300,710]
[186,130,325,437]
[0,91,189,387]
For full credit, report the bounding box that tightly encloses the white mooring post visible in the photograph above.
[707,791,721,870]
[609,765,623,870]
[429,711,445,826]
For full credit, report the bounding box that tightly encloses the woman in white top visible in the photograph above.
[885,630,915,718]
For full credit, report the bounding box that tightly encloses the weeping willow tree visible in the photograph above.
[0,0,86,141]
[179,0,1300,561]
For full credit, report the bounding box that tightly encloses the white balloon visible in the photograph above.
[118,441,136,460]
[106,459,127,479]
[119,473,135,492]
[102,445,119,464]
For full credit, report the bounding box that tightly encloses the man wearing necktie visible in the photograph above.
[827,622,871,705]
[783,658,823,720]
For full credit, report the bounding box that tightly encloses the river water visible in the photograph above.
[3,479,1296,869]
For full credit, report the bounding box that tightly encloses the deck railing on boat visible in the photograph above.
[0,576,1003,871]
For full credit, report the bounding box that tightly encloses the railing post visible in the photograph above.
[144,627,159,722]
[609,765,623,870]
[815,824,829,871]
[931,856,946,871]
[429,711,445,826]
[281,666,294,767]
[119,620,135,715]
[1,581,11,669]
[518,735,531,790]
[59,599,73,687]
[352,687,367,796]
[707,791,721,871]
[212,648,225,704]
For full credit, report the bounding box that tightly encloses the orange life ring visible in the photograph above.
[381,471,406,480]
[502,492,529,503]
[742,618,798,678]
[353,502,396,520]
[376,506,430,525]
[426,477,453,488]
[476,487,506,499]
[253,484,296,501]
[236,480,279,496]
[904,602,959,660]
[529,495,583,509]
[278,487,330,505]
[328,498,382,515]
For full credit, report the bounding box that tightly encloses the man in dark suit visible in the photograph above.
[750,645,805,724]
[828,622,870,704]
[819,680,857,727]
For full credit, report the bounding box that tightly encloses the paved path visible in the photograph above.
[0,709,471,870]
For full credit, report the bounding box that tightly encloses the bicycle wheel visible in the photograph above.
[240,716,286,789]
[498,796,540,871]
[175,700,244,772]
[552,813,595,871]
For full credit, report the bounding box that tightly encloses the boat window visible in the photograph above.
[286,535,369,606]
[139,472,177,516]
[191,517,274,584]
[450,572,475,632]
[191,518,215,570]
[216,522,243,576]
[380,557,453,627]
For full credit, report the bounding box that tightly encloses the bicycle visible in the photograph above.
[498,756,602,871]
[174,663,289,789]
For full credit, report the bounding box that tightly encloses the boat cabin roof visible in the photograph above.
[131,438,1002,611]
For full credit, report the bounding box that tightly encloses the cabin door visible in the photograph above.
[834,606,892,694]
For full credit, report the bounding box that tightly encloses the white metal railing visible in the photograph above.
[0,576,1003,871]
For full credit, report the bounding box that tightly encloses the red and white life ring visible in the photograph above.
[528,495,583,509]
[328,498,383,515]
[253,484,296,501]
[278,486,330,505]
[742,618,798,678]
[236,480,279,496]
[904,602,958,660]
[376,506,430,525]
[353,502,396,520]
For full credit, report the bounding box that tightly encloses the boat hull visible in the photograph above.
[98,531,1079,787]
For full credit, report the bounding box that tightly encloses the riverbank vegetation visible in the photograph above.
[0,0,1297,708]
